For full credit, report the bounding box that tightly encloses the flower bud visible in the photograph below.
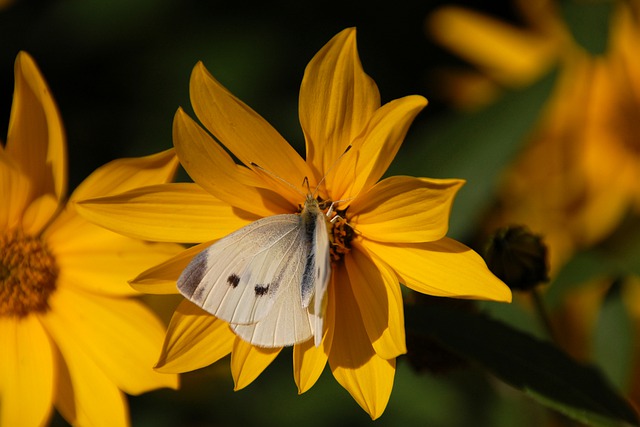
[484,225,549,291]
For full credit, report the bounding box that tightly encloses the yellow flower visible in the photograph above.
[429,0,640,275]
[76,28,511,419]
[583,1,640,224]
[426,0,572,109]
[0,52,180,426]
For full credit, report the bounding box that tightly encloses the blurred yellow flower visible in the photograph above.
[427,0,570,110]
[0,0,14,10]
[76,28,511,419]
[429,0,640,275]
[0,52,180,426]
[430,0,640,412]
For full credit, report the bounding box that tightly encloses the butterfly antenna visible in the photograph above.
[251,144,353,199]
[303,176,312,195]
[312,145,353,197]
[250,162,306,197]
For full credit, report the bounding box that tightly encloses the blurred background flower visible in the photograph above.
[428,0,640,417]
[3,1,640,426]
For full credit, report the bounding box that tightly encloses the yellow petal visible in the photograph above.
[299,28,380,183]
[76,183,254,243]
[333,355,396,420]
[363,237,512,302]
[292,339,329,394]
[173,108,295,216]
[349,176,464,243]
[20,192,58,235]
[52,337,129,427]
[45,207,182,296]
[42,286,178,394]
[5,51,67,212]
[611,3,640,98]
[428,67,503,111]
[346,245,406,359]
[130,242,211,294]
[189,64,310,202]
[577,59,636,246]
[230,337,281,390]
[155,299,235,373]
[328,265,395,419]
[0,158,32,231]
[70,148,178,201]
[292,270,337,394]
[329,95,427,202]
[427,6,559,86]
[0,315,55,427]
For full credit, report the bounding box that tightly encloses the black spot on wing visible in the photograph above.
[177,250,209,298]
[193,286,206,302]
[254,284,270,296]
[227,274,240,288]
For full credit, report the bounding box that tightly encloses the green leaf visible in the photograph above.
[594,281,635,392]
[559,0,613,55]
[546,215,640,308]
[545,250,616,308]
[390,68,558,240]
[405,303,639,427]
[601,215,640,277]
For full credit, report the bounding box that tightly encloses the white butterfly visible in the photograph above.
[177,191,332,348]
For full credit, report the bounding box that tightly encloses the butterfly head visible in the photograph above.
[297,180,354,263]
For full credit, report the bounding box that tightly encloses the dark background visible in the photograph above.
[0,0,514,190]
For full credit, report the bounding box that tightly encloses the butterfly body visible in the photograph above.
[178,195,331,348]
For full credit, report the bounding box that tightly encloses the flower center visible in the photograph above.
[0,229,59,318]
[327,207,354,262]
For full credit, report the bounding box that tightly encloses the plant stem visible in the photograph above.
[531,288,556,342]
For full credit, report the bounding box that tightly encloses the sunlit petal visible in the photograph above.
[292,339,329,394]
[76,183,254,243]
[0,158,31,231]
[52,338,129,427]
[329,96,427,201]
[231,337,282,390]
[300,27,380,182]
[427,6,559,86]
[173,108,294,216]
[349,176,464,243]
[130,242,211,294]
[293,270,337,394]
[363,238,512,302]
[21,193,58,235]
[332,355,395,421]
[5,51,67,212]
[189,63,310,201]
[44,208,181,296]
[155,299,235,373]
[328,265,395,420]
[70,148,178,201]
[42,287,178,394]
[346,244,406,359]
[0,315,54,427]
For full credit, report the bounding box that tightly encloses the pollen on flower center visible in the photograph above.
[328,208,354,262]
[0,229,59,318]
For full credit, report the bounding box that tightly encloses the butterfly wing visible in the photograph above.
[231,272,313,346]
[307,210,331,346]
[233,207,331,347]
[178,214,310,327]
